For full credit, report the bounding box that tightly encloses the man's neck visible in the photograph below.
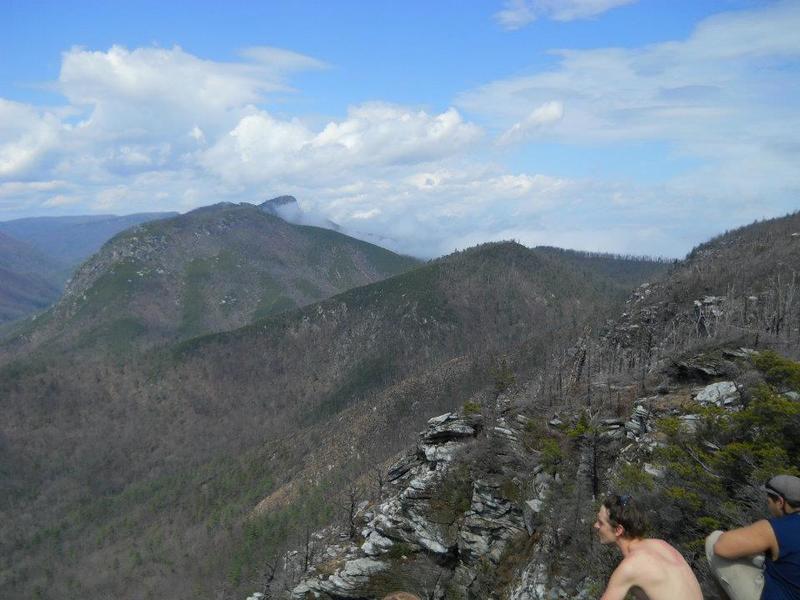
[616,536,643,557]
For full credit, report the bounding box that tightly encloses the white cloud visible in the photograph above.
[304,166,577,257]
[497,100,563,145]
[202,103,482,185]
[60,45,285,113]
[0,180,68,198]
[0,100,62,177]
[189,125,206,143]
[495,0,637,29]
[1,5,798,261]
[239,46,328,72]
[43,194,79,207]
[465,1,800,200]
[495,0,538,30]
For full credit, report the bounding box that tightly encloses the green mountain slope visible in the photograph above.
[0,240,665,599]
[2,202,419,355]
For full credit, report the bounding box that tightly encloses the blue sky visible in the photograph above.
[1,0,798,258]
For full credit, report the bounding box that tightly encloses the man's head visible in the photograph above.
[762,474,800,516]
[382,593,421,600]
[594,494,648,543]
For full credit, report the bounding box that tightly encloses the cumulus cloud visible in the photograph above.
[202,103,482,185]
[0,100,62,177]
[60,45,283,112]
[495,0,637,29]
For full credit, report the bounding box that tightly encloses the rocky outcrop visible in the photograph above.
[291,412,485,599]
[286,401,547,599]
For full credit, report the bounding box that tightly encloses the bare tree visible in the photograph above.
[259,553,280,600]
[302,526,313,573]
[340,476,365,541]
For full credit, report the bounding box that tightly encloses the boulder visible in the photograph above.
[292,558,387,598]
[422,412,482,443]
[679,414,700,433]
[695,381,739,406]
[361,530,394,556]
[625,420,643,435]
[421,441,462,463]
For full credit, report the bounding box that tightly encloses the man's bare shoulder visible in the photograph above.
[612,548,653,581]
[626,539,703,600]
[637,539,687,562]
[618,541,687,584]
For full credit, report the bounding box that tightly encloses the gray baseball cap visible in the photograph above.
[762,475,800,504]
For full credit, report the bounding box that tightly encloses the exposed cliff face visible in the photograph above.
[290,409,533,599]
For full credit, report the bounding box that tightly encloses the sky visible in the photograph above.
[1,0,799,258]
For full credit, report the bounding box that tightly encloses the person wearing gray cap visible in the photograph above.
[706,474,800,599]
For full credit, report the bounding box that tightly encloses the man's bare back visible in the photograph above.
[609,539,703,600]
[594,499,703,600]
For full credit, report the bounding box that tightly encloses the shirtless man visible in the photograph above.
[594,494,704,600]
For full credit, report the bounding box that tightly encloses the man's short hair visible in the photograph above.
[382,593,421,600]
[602,494,648,539]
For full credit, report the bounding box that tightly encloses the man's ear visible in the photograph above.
[615,524,625,538]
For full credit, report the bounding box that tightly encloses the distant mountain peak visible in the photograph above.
[258,195,342,232]
[260,195,298,214]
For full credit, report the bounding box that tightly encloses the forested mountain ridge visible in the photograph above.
[0,241,666,600]
[0,231,66,324]
[604,210,800,361]
[0,212,177,267]
[0,212,178,327]
[0,201,419,357]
